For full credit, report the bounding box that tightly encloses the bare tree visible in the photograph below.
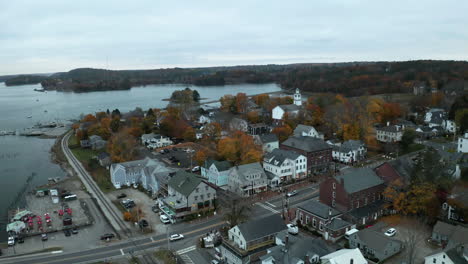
[401,217,429,264]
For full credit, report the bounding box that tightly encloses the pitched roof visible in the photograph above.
[355,228,402,253]
[321,248,367,264]
[231,162,267,182]
[335,140,364,153]
[205,160,232,171]
[297,200,341,219]
[293,124,317,136]
[282,136,331,152]
[388,157,415,183]
[375,162,402,185]
[335,168,384,194]
[449,186,468,206]
[445,246,468,264]
[264,149,302,166]
[237,214,286,242]
[377,125,403,133]
[259,133,278,143]
[278,104,300,112]
[167,171,204,197]
[433,221,468,245]
[97,152,110,160]
[326,218,353,231]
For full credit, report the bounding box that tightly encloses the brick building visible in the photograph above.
[319,168,386,226]
[280,136,332,174]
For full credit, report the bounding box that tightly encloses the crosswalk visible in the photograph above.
[255,202,280,214]
[179,254,195,264]
[176,245,196,255]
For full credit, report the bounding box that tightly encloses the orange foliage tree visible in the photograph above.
[217,131,262,164]
[82,114,97,123]
[220,95,235,112]
[272,125,293,142]
[246,111,260,123]
[194,150,207,166]
[235,93,248,113]
[107,130,138,163]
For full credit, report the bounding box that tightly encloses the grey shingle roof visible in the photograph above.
[445,246,468,264]
[355,228,402,253]
[168,171,204,197]
[232,162,267,182]
[237,214,286,242]
[336,140,364,153]
[377,125,403,133]
[282,136,331,152]
[293,124,316,136]
[335,168,384,193]
[264,149,301,166]
[259,133,278,144]
[204,160,232,171]
[326,218,353,231]
[278,104,300,112]
[297,200,341,219]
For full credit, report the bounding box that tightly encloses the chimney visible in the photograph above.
[305,254,310,264]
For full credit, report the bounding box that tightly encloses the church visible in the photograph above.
[271,88,303,123]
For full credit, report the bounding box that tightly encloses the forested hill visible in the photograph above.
[3,60,468,95]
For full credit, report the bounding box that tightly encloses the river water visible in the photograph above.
[0,82,281,239]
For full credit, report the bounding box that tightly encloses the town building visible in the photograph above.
[443,186,468,223]
[229,118,249,132]
[160,171,217,221]
[201,160,232,188]
[272,104,301,122]
[348,228,402,262]
[254,134,279,153]
[375,124,404,142]
[263,148,307,186]
[140,133,173,148]
[260,231,333,264]
[431,221,468,248]
[293,124,324,139]
[89,135,107,150]
[248,123,269,136]
[321,248,368,264]
[221,214,286,264]
[97,152,111,168]
[110,157,175,195]
[280,136,332,174]
[319,168,386,226]
[424,244,468,264]
[330,140,367,164]
[458,133,468,153]
[227,162,268,197]
[296,199,354,242]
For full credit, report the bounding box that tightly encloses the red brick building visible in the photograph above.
[280,136,332,174]
[319,168,386,226]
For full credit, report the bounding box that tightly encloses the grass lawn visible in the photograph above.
[154,249,176,264]
[68,133,79,146]
[401,143,425,155]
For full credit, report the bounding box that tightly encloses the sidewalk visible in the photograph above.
[249,179,315,204]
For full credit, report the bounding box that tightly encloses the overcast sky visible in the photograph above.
[1,0,467,75]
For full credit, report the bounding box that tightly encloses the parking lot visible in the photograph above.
[3,177,115,256]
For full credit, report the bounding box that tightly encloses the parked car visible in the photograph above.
[151,205,159,213]
[169,234,184,241]
[7,236,15,246]
[100,233,115,240]
[72,228,78,234]
[117,193,127,199]
[384,228,397,237]
[160,214,171,224]
[286,190,298,197]
[160,149,165,154]
[191,166,200,172]
[287,223,299,235]
[211,260,220,264]
[18,236,24,244]
[139,219,149,228]
[41,233,48,241]
[164,149,170,153]
[64,229,71,237]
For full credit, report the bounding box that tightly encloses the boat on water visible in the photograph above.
[27,116,32,118]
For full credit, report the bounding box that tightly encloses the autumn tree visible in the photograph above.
[400,129,416,151]
[217,131,262,164]
[88,123,111,140]
[95,111,107,121]
[194,150,207,166]
[107,130,138,163]
[342,122,360,140]
[110,117,120,133]
[82,114,97,123]
[235,93,248,113]
[272,125,293,142]
[183,127,196,142]
[252,93,270,109]
[455,108,468,134]
[220,95,235,112]
[246,111,260,123]
[203,122,222,140]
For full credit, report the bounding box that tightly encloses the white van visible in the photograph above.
[344,228,359,240]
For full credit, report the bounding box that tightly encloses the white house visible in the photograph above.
[425,108,446,124]
[376,124,404,142]
[229,118,248,132]
[293,124,324,139]
[198,114,212,124]
[321,248,368,264]
[110,157,174,194]
[272,105,301,121]
[424,244,467,264]
[263,149,307,186]
[254,134,279,153]
[331,140,367,164]
[228,162,268,197]
[458,133,468,153]
[293,88,302,106]
[201,160,232,188]
[141,133,173,149]
[444,120,457,134]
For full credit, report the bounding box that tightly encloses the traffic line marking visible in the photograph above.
[265,201,277,207]
[176,245,196,255]
[51,250,63,254]
[180,254,195,264]
[120,249,124,255]
[255,202,280,214]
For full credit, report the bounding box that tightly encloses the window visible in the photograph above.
[432,258,436,263]
[333,183,336,189]
[196,188,199,193]
[332,191,336,198]
[207,193,211,198]
[319,222,323,230]
[313,218,316,227]
[332,200,336,207]
[350,259,353,264]
[205,186,208,191]
[194,196,198,201]
[306,216,310,224]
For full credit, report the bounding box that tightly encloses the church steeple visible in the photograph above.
[294,88,302,106]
